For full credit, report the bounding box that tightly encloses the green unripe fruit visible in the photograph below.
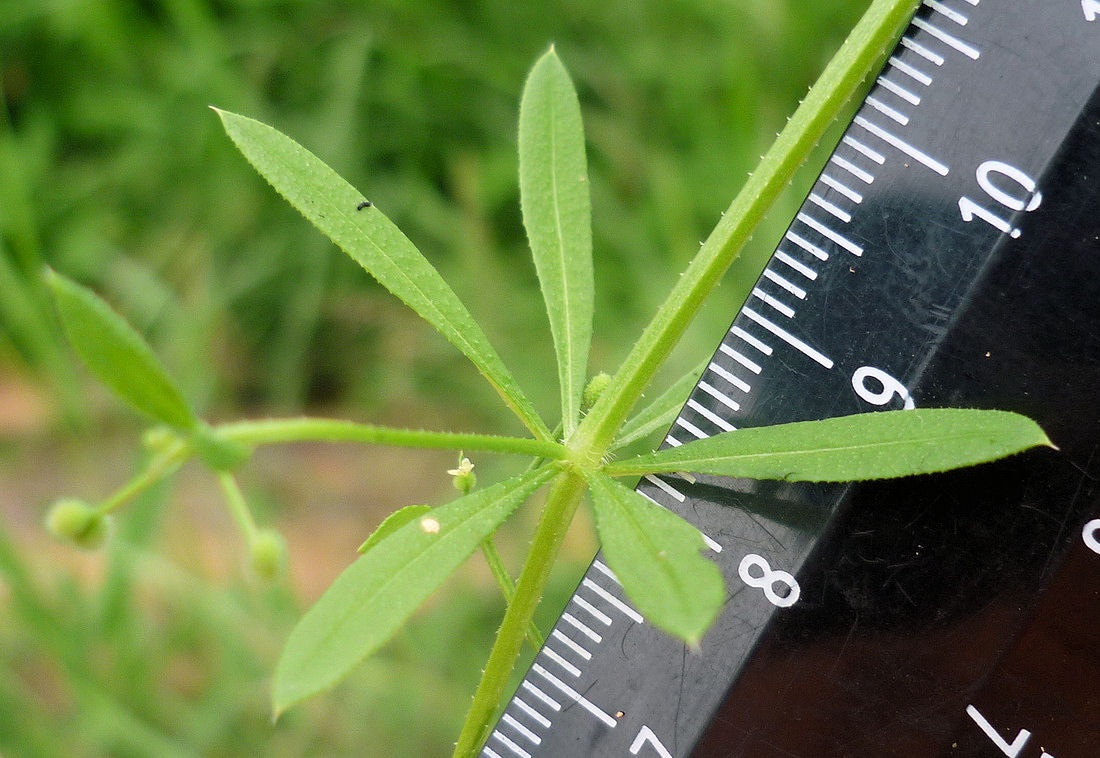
[582,372,612,411]
[249,529,287,582]
[45,499,111,550]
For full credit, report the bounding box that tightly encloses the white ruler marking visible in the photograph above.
[775,251,819,280]
[743,307,834,369]
[675,416,709,439]
[808,192,853,222]
[561,612,602,643]
[818,173,863,203]
[796,212,864,256]
[829,154,875,184]
[842,135,886,163]
[512,699,550,726]
[533,664,618,728]
[582,578,645,624]
[482,745,503,758]
[593,560,621,585]
[854,115,950,175]
[785,230,829,260]
[542,645,582,677]
[491,730,531,758]
[522,680,561,711]
[911,17,980,59]
[513,697,552,728]
[551,628,593,661]
[572,595,614,626]
[707,362,751,393]
[866,95,909,125]
[876,76,921,105]
[696,381,740,411]
[888,55,932,86]
[751,287,796,318]
[687,398,736,431]
[664,434,683,447]
[731,324,774,354]
[502,713,542,746]
[901,35,945,65]
[645,474,687,501]
[718,343,763,373]
[924,0,968,26]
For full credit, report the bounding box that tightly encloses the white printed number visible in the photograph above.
[959,160,1042,239]
[852,366,915,409]
[1083,0,1099,22]
[966,705,1055,757]
[739,554,800,608]
[630,725,672,758]
[1084,519,1100,555]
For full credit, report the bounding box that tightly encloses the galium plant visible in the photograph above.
[43,0,1052,754]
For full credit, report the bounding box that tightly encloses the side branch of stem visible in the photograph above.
[216,418,567,459]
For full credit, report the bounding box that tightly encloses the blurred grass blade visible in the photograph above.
[273,465,556,715]
[518,47,594,436]
[357,504,432,554]
[606,409,1053,481]
[46,269,196,430]
[584,471,723,646]
[213,109,551,440]
[612,358,708,450]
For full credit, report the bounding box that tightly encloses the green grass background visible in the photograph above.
[0,0,869,754]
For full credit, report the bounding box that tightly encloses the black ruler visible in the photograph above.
[483,2,1100,757]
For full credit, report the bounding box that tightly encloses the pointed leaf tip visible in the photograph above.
[607,409,1053,482]
[215,108,550,440]
[519,46,593,435]
[46,269,196,429]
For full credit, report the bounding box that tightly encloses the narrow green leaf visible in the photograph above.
[357,504,432,554]
[273,466,556,715]
[45,269,196,429]
[585,471,723,646]
[605,409,1053,481]
[612,358,709,450]
[213,108,551,441]
[518,47,593,435]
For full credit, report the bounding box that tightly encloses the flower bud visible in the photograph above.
[44,498,112,550]
[249,529,287,582]
[582,372,612,411]
[142,425,179,455]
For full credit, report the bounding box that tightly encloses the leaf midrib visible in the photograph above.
[280,471,544,699]
[615,426,1022,472]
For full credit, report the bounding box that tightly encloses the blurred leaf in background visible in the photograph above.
[0,0,870,754]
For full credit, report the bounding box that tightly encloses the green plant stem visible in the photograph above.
[570,0,921,459]
[94,441,189,517]
[216,472,258,541]
[453,469,588,757]
[480,539,544,649]
[215,417,566,459]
